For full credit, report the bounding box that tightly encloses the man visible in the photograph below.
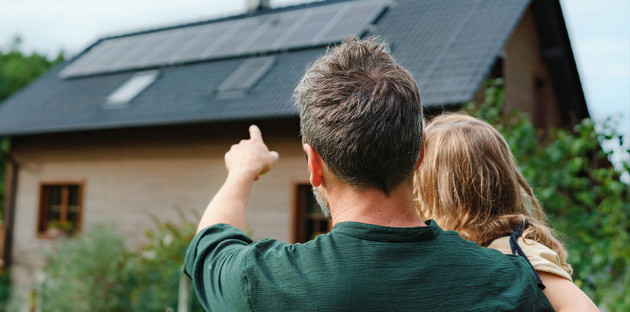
[184,37,553,311]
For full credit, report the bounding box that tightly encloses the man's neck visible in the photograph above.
[328,181,425,228]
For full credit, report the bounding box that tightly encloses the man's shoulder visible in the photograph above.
[242,229,553,311]
[246,234,331,259]
[245,227,536,282]
[431,229,507,256]
[430,230,543,278]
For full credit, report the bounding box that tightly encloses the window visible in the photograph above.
[37,183,83,237]
[489,56,504,79]
[293,184,330,243]
[105,70,159,107]
[215,56,276,99]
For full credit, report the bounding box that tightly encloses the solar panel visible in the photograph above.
[319,0,386,43]
[210,16,266,58]
[139,29,193,67]
[59,0,389,78]
[169,22,233,62]
[244,12,301,52]
[91,39,135,68]
[280,6,338,49]
[113,33,168,71]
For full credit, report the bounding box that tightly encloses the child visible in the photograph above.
[414,114,598,312]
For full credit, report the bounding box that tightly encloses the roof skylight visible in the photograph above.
[216,56,276,98]
[105,70,159,108]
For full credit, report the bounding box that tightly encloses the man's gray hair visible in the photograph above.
[294,37,423,194]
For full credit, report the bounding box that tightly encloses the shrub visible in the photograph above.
[33,210,205,311]
[126,211,205,311]
[38,224,131,311]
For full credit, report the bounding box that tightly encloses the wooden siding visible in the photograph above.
[503,9,562,129]
[9,120,308,293]
[469,9,562,130]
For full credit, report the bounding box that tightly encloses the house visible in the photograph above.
[0,0,587,292]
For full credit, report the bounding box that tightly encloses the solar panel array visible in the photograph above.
[60,0,389,78]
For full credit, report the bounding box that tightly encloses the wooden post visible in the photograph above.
[177,267,192,312]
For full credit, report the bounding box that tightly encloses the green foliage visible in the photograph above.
[0,137,7,221]
[0,36,64,221]
[466,79,630,310]
[39,225,131,311]
[0,35,64,102]
[34,210,205,311]
[0,268,11,310]
[125,210,205,311]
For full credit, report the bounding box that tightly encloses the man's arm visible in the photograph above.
[196,125,279,233]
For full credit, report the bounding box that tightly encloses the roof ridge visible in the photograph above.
[100,0,353,42]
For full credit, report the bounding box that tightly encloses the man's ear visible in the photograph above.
[415,135,426,171]
[303,143,324,187]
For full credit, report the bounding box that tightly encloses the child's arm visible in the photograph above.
[538,271,599,312]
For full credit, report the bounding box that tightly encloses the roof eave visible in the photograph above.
[0,112,300,137]
[531,0,589,125]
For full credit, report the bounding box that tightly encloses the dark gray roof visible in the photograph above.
[0,0,532,136]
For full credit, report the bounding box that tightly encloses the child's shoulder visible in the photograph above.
[488,236,573,281]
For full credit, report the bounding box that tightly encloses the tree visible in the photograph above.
[0,35,64,221]
[0,35,64,102]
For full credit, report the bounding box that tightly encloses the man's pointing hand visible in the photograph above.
[225,125,279,181]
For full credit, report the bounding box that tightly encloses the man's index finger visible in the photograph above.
[249,125,263,141]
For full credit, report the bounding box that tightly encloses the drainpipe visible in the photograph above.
[2,139,18,268]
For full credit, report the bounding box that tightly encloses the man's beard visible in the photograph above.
[312,187,331,220]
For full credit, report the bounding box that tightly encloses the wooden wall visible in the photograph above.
[503,9,563,129]
[469,9,563,130]
[9,119,309,293]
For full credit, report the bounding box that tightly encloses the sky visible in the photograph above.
[0,0,629,166]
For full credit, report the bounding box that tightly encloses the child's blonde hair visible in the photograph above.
[414,113,571,273]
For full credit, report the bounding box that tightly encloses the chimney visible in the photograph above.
[246,0,270,14]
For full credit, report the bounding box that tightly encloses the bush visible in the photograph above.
[125,211,205,311]
[39,225,131,311]
[33,209,205,311]
[466,79,630,311]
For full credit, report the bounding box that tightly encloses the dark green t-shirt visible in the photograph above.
[184,220,553,311]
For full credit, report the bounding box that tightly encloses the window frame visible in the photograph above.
[291,182,331,243]
[37,181,85,238]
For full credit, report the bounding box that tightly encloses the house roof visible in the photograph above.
[0,0,577,136]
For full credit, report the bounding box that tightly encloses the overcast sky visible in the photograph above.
[1,0,628,165]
